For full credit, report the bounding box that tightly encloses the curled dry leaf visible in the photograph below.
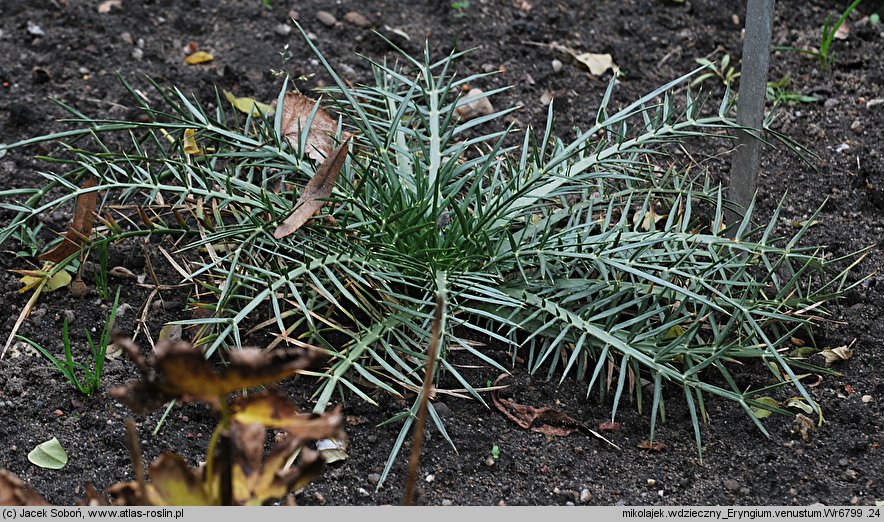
[109,266,137,279]
[0,469,50,506]
[223,91,274,117]
[821,345,853,367]
[109,338,320,412]
[637,440,665,452]
[39,176,98,263]
[491,374,619,449]
[183,128,202,155]
[273,137,350,239]
[279,92,339,162]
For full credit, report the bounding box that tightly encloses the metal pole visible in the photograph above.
[727,0,776,233]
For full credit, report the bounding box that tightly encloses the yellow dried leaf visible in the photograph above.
[574,52,617,76]
[223,90,274,117]
[17,265,71,294]
[821,345,853,366]
[183,128,202,155]
[184,51,214,65]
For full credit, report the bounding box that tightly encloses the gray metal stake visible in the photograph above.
[727,0,776,234]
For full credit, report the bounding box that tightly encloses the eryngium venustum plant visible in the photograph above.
[0,30,862,487]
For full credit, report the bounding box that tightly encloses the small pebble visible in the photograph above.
[824,98,839,109]
[862,395,872,403]
[850,496,861,506]
[274,23,292,36]
[312,492,326,504]
[579,489,592,503]
[844,469,858,481]
[131,47,144,61]
[551,59,563,73]
[565,501,574,506]
[484,456,496,467]
[367,473,381,485]
[454,88,494,121]
[839,458,849,467]
[53,409,64,417]
[120,31,133,45]
[357,487,370,497]
[724,479,739,492]
[316,11,337,27]
[850,119,863,133]
[343,11,370,28]
[63,310,76,323]
[27,21,45,37]
[425,474,435,483]
[441,499,453,506]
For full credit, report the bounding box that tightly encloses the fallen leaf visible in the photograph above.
[790,337,805,347]
[28,437,68,469]
[821,345,853,366]
[273,138,350,239]
[39,176,98,263]
[279,92,339,162]
[315,437,349,464]
[223,90,274,118]
[637,440,665,451]
[788,346,819,358]
[574,52,617,76]
[0,469,49,505]
[597,421,620,432]
[16,264,72,294]
[834,22,850,40]
[750,397,779,419]
[784,397,814,414]
[183,128,202,155]
[184,51,214,65]
[491,374,619,449]
[109,266,137,279]
[97,0,121,13]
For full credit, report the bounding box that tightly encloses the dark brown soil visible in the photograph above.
[1,0,883,507]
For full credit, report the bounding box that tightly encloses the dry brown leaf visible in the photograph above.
[821,344,853,367]
[97,0,121,13]
[574,52,617,76]
[490,374,620,450]
[637,440,665,452]
[39,176,98,263]
[0,469,50,505]
[273,137,350,239]
[279,92,339,162]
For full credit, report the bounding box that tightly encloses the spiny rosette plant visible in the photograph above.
[0,30,862,487]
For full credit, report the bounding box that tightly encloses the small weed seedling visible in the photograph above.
[819,0,863,68]
[451,0,470,17]
[18,287,121,397]
[491,445,501,460]
[766,75,818,107]
[10,223,43,259]
[692,53,740,88]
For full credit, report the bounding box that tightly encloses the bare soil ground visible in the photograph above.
[0,0,882,506]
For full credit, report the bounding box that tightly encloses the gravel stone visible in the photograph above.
[316,11,337,27]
